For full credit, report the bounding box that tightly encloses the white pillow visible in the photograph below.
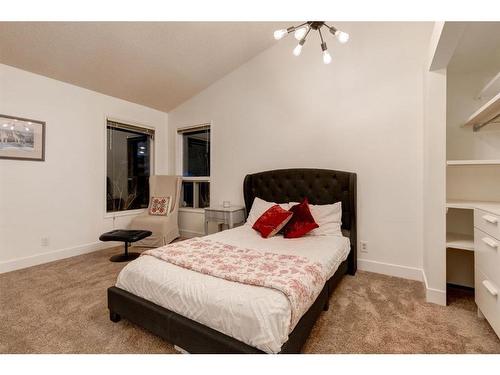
[246,197,291,227]
[308,202,342,236]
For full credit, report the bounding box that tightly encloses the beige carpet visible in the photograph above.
[1,245,499,354]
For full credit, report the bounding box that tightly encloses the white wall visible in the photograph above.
[422,68,447,304]
[168,22,433,280]
[0,64,168,272]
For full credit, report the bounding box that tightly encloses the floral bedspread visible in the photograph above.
[142,238,328,329]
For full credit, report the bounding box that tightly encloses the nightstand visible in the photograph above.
[204,205,246,235]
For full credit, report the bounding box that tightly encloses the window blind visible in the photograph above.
[107,119,155,138]
[177,123,211,134]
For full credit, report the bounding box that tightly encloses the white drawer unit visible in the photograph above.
[474,208,500,338]
[474,228,500,286]
[474,209,500,242]
[475,268,500,337]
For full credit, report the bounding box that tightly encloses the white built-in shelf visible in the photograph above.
[446,199,500,216]
[463,90,500,131]
[446,232,474,251]
[447,199,476,210]
[477,72,500,100]
[447,160,500,166]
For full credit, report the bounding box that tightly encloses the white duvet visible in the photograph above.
[116,225,350,353]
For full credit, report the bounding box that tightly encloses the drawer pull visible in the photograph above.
[482,280,498,297]
[482,214,499,224]
[482,237,499,249]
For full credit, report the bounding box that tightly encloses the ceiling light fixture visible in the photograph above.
[274,22,349,64]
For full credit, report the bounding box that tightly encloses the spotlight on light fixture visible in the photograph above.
[294,26,308,40]
[321,42,332,64]
[273,21,349,64]
[293,39,306,56]
[274,27,295,40]
[328,27,349,44]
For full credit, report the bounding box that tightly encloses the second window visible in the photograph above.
[179,125,210,209]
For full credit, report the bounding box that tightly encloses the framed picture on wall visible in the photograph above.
[0,114,45,161]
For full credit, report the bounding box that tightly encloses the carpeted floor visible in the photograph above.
[1,245,499,354]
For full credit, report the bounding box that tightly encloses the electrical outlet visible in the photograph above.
[41,237,49,247]
[360,241,368,253]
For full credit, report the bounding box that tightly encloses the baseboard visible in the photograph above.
[422,270,447,306]
[357,258,424,281]
[179,229,205,239]
[358,259,446,306]
[358,259,447,305]
[0,241,112,274]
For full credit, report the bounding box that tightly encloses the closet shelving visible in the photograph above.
[463,90,500,131]
[476,72,500,100]
[446,232,474,251]
[446,199,500,215]
[447,160,500,165]
[444,32,500,296]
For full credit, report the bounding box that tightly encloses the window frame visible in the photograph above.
[104,116,155,218]
[176,122,212,212]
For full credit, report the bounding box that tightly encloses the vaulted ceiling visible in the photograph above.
[0,22,288,112]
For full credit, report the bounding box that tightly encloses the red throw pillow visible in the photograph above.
[284,198,319,238]
[253,205,293,238]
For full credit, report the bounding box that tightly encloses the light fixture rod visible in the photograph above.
[324,24,337,33]
[302,26,312,42]
[286,22,308,35]
[318,28,325,45]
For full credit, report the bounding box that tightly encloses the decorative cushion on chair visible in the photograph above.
[149,196,171,216]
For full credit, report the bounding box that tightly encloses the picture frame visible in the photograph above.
[0,114,45,161]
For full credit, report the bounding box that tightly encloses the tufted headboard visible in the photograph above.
[243,168,357,274]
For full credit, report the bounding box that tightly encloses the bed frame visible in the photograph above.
[108,168,357,353]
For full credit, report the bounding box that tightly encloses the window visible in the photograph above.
[106,119,154,213]
[178,124,210,209]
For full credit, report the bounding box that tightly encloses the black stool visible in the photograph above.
[99,229,152,262]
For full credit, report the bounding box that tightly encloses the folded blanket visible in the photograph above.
[142,238,328,329]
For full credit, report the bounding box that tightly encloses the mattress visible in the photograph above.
[116,225,350,353]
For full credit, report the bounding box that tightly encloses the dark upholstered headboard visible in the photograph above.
[243,168,357,274]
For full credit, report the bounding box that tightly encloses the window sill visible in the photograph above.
[179,207,206,214]
[105,208,147,219]
[181,177,211,182]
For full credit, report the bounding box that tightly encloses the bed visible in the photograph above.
[108,168,357,353]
